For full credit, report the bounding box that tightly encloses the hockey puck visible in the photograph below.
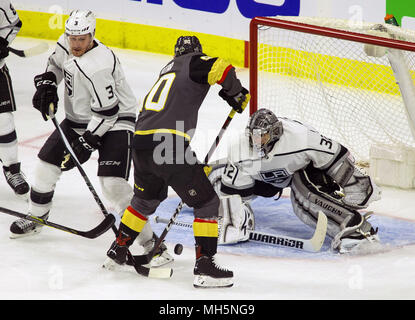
[174,243,183,255]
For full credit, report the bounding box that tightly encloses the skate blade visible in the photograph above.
[193,275,233,288]
[15,191,29,202]
[102,257,133,272]
[102,257,125,271]
[9,228,42,239]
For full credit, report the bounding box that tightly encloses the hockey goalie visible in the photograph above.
[211,108,382,254]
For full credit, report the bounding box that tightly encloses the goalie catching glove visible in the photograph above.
[219,87,250,113]
[32,71,59,121]
[327,154,381,209]
[290,166,380,254]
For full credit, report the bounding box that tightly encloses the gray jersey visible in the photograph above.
[221,118,348,193]
[46,34,137,136]
[134,52,242,149]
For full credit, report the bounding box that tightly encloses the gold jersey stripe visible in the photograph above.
[135,128,191,141]
[207,58,232,85]
[193,218,218,238]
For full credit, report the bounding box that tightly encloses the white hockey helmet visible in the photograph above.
[65,10,96,37]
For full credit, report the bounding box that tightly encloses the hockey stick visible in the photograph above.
[0,206,114,239]
[9,42,49,58]
[50,114,115,225]
[132,110,237,265]
[50,108,172,278]
[155,210,328,252]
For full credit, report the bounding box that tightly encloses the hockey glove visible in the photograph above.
[32,71,59,121]
[0,37,9,59]
[70,131,102,164]
[219,87,250,113]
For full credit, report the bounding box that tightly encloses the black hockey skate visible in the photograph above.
[3,163,29,199]
[10,212,49,239]
[193,255,233,288]
[106,240,129,265]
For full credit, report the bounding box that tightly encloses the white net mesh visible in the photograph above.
[255,16,415,162]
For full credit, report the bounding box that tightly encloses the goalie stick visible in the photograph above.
[132,110,238,265]
[9,42,49,57]
[50,107,172,279]
[154,210,328,252]
[0,206,114,239]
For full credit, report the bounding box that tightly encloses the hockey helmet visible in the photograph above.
[65,10,96,37]
[246,108,283,157]
[174,36,202,57]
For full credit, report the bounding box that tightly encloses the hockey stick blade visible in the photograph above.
[249,211,327,252]
[248,211,327,252]
[126,252,173,279]
[154,210,328,253]
[307,210,328,251]
[0,206,115,239]
[9,42,49,57]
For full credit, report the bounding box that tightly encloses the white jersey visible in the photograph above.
[221,118,346,191]
[46,34,137,136]
[0,0,20,68]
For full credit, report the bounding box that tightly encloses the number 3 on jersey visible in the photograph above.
[143,73,176,112]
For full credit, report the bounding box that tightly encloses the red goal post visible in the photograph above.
[248,16,415,167]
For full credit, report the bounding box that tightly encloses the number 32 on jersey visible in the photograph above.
[142,73,176,112]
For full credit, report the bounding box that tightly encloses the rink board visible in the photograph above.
[150,196,415,260]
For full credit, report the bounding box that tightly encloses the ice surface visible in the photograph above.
[0,37,415,302]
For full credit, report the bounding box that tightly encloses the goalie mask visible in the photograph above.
[246,108,283,157]
[65,10,96,37]
[174,36,202,57]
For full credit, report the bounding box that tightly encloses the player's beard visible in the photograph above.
[71,41,93,57]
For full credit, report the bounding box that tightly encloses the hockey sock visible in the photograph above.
[29,189,54,216]
[193,218,218,257]
[0,113,18,166]
[117,206,148,246]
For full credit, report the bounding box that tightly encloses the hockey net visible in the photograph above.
[249,16,415,166]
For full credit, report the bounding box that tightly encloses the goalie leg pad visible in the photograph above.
[290,169,376,241]
[218,195,254,244]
